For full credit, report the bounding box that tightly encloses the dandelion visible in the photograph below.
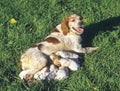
[93,86,98,91]
[82,18,88,23]
[10,18,17,24]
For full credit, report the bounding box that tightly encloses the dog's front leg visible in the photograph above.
[73,44,98,53]
[84,47,98,53]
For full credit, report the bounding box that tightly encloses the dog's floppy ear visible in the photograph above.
[61,17,69,35]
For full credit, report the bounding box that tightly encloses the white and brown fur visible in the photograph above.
[19,14,98,80]
[50,51,80,71]
[19,51,79,80]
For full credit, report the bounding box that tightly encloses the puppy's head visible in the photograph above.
[50,53,61,67]
[61,14,84,35]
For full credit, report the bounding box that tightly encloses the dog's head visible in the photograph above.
[61,14,84,35]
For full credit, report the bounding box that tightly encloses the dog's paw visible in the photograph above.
[85,47,99,53]
[25,74,34,81]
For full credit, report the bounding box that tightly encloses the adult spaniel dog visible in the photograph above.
[19,14,98,80]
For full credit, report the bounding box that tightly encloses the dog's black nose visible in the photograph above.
[79,20,83,25]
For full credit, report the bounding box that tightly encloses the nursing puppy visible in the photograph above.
[34,64,58,80]
[34,65,69,80]
[50,51,80,71]
[19,14,98,80]
[55,66,69,80]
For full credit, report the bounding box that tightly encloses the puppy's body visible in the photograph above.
[33,65,68,80]
[59,58,80,71]
[19,14,98,80]
[34,67,49,80]
[50,52,80,71]
[55,66,69,80]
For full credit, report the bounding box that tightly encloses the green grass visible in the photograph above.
[0,0,120,91]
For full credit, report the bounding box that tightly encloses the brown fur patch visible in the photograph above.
[31,44,38,48]
[51,54,61,67]
[25,74,34,80]
[44,37,60,44]
[53,60,61,67]
[38,44,44,50]
[61,17,70,35]
[52,28,60,33]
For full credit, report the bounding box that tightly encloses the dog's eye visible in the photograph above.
[71,19,75,22]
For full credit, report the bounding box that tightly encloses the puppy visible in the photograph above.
[55,66,69,80]
[34,67,49,80]
[50,52,80,71]
[34,64,58,80]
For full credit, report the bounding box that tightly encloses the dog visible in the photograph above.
[19,14,98,80]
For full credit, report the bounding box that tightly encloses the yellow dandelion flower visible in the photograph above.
[82,18,88,23]
[93,86,98,91]
[10,18,17,24]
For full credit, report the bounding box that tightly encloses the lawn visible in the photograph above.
[0,0,120,91]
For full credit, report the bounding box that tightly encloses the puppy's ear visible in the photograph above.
[61,17,69,35]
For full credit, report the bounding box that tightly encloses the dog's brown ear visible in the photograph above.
[61,17,69,35]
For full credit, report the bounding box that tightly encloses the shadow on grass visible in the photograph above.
[82,16,120,47]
